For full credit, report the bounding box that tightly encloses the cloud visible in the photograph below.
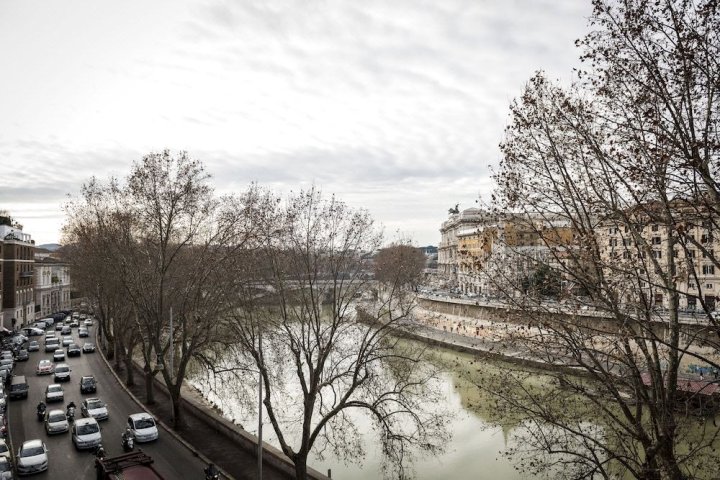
[0,0,591,246]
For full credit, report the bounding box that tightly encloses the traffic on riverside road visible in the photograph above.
[3,311,210,479]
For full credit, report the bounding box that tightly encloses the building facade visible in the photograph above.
[0,221,35,329]
[598,212,720,311]
[439,209,573,297]
[34,255,71,318]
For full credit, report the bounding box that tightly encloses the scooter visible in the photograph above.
[95,443,106,459]
[66,406,76,423]
[121,432,134,452]
[204,463,220,480]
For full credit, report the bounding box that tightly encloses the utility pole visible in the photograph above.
[258,325,263,480]
[169,307,174,380]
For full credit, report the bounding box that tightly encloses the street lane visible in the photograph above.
[8,323,210,479]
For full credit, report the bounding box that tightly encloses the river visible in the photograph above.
[191,339,540,480]
[190,335,720,479]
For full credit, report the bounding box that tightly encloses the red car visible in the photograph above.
[36,360,54,375]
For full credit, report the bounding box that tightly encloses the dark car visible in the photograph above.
[80,376,97,394]
[14,349,29,362]
[67,344,81,357]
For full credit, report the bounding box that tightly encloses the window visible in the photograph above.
[703,249,714,258]
[609,238,618,247]
[654,293,663,304]
[652,250,662,259]
[623,251,631,260]
[703,265,715,275]
[688,250,696,259]
[651,224,659,232]
[701,233,713,244]
[652,237,661,245]
[707,284,714,289]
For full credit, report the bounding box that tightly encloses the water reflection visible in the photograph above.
[192,338,543,479]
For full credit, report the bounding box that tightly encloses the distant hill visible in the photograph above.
[37,243,62,251]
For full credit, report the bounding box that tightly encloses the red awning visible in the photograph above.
[641,372,720,396]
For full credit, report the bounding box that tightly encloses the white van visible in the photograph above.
[72,418,102,450]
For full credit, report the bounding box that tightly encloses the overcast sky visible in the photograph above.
[0,0,591,246]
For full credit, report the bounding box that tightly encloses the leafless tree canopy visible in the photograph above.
[488,1,720,479]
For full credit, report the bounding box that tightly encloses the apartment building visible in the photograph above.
[0,219,35,329]
[599,209,720,311]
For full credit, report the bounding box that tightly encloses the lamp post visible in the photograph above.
[258,326,263,480]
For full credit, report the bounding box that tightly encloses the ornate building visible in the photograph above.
[34,255,71,318]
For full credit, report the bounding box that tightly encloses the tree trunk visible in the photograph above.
[170,384,184,430]
[124,354,135,387]
[143,363,155,404]
[293,453,308,480]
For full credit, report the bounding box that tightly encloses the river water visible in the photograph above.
[191,339,538,480]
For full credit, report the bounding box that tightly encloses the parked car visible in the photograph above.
[15,349,29,361]
[81,398,108,421]
[0,439,9,460]
[67,343,82,357]
[127,413,158,442]
[27,341,40,352]
[0,456,10,480]
[0,415,6,438]
[45,384,64,403]
[22,327,44,337]
[45,409,69,435]
[16,439,49,475]
[9,376,28,400]
[78,327,89,338]
[82,343,96,353]
[53,349,65,362]
[72,418,102,450]
[80,376,97,394]
[36,359,54,375]
[54,363,71,382]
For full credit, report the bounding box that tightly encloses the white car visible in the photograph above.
[62,336,73,347]
[45,409,69,434]
[0,456,11,480]
[53,348,65,362]
[16,439,49,475]
[0,439,9,460]
[81,398,109,421]
[45,383,64,403]
[78,328,89,338]
[127,413,159,442]
[72,417,102,450]
[84,318,93,327]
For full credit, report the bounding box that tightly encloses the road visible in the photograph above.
[7,324,210,479]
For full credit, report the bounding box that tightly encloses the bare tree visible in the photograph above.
[219,188,449,480]
[65,151,246,427]
[485,1,720,479]
[374,243,427,292]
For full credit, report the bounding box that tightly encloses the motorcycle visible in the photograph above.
[121,432,134,452]
[204,463,219,480]
[66,406,76,423]
[94,443,106,459]
[36,404,46,422]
